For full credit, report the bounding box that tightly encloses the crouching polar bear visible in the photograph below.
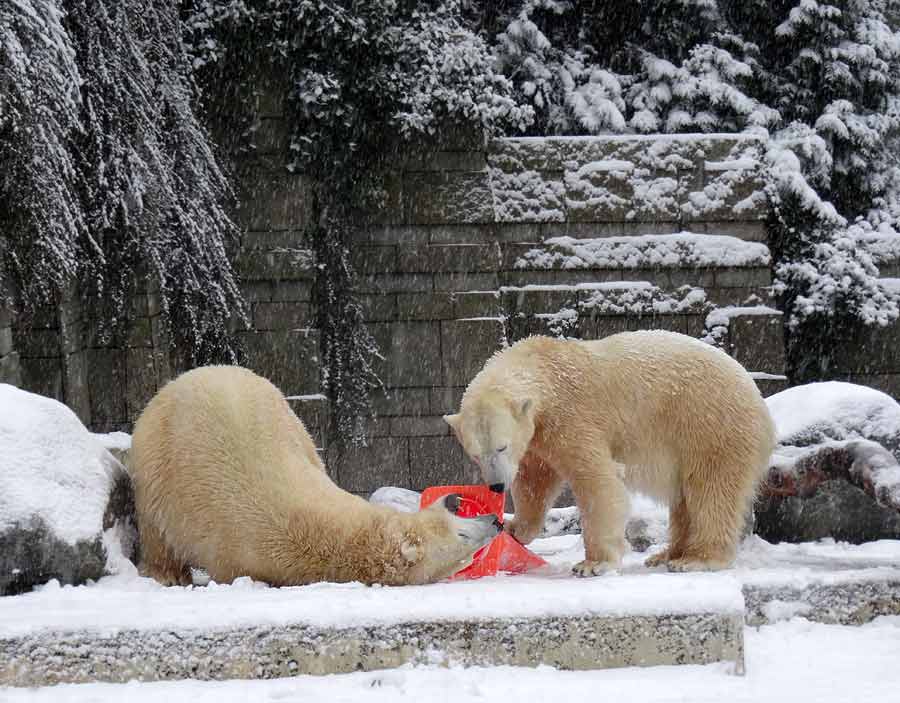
[130,366,498,587]
[444,331,776,575]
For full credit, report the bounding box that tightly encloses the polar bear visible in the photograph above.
[130,366,499,587]
[444,331,776,575]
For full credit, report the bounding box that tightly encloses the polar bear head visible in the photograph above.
[443,389,535,492]
[396,495,501,583]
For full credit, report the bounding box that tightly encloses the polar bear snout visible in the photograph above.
[452,513,501,547]
[482,451,516,491]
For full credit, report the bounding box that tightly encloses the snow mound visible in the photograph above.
[766,382,900,450]
[0,384,115,545]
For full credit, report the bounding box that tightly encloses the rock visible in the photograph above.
[766,381,900,458]
[0,385,136,595]
[757,440,900,543]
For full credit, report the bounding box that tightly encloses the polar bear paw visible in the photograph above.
[572,559,618,577]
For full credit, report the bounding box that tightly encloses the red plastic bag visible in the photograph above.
[420,485,547,579]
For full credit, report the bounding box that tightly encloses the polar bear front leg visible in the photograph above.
[570,460,628,577]
[507,451,564,545]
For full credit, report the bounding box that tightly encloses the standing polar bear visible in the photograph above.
[444,331,776,575]
[130,366,498,587]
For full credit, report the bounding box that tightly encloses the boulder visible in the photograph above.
[756,440,900,543]
[0,385,136,595]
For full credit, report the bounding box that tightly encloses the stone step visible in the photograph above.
[0,573,746,686]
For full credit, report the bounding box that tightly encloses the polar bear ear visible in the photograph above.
[518,399,534,420]
[443,413,461,431]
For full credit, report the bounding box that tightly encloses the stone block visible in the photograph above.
[409,436,476,489]
[618,221,681,236]
[404,150,487,172]
[841,374,900,399]
[832,325,900,375]
[357,273,433,294]
[87,349,127,430]
[577,314,632,341]
[430,386,465,415]
[453,291,503,319]
[501,286,578,316]
[271,281,312,302]
[625,314,688,334]
[433,272,499,292]
[488,137,565,172]
[0,327,12,357]
[665,268,717,288]
[703,287,762,308]
[389,416,450,437]
[370,322,442,387]
[357,294,397,322]
[286,396,330,449]
[126,317,153,348]
[327,437,410,493]
[398,244,500,273]
[728,313,785,373]
[237,173,312,231]
[350,246,397,275]
[241,230,309,250]
[700,220,768,242]
[63,351,91,427]
[0,352,22,386]
[396,293,454,321]
[252,302,313,330]
[501,270,622,287]
[441,319,505,386]
[239,329,320,396]
[253,117,289,155]
[236,247,315,281]
[493,223,548,243]
[715,267,772,288]
[242,282,274,303]
[372,387,431,416]
[126,348,158,418]
[490,168,567,223]
[405,171,494,225]
[14,329,61,358]
[558,222,625,239]
[361,225,432,246]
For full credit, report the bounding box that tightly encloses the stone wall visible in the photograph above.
[6,128,900,496]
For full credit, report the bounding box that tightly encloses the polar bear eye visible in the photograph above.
[496,445,508,453]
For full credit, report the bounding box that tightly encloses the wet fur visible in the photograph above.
[446,332,777,574]
[131,366,490,587]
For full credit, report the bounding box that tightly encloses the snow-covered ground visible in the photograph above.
[4,616,899,702]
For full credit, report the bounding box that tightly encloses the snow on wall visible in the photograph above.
[488,133,767,223]
[515,233,771,270]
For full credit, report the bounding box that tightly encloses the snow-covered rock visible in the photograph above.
[757,382,900,543]
[0,385,135,595]
[766,381,900,455]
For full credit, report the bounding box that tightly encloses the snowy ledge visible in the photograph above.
[0,572,745,685]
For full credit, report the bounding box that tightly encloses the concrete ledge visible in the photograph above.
[744,574,900,626]
[0,572,746,686]
[0,611,744,686]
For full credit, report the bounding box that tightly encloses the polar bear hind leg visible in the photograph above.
[138,519,193,586]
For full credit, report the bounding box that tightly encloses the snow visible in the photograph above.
[0,384,115,545]
[516,233,770,270]
[5,616,900,703]
[766,381,900,446]
[704,159,758,171]
[0,619,890,702]
[0,567,744,639]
